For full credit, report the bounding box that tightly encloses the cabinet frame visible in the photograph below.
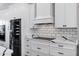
[34,3,54,24]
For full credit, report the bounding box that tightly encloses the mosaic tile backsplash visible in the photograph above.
[32,24,78,43]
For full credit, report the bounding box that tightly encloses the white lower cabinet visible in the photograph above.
[38,52,49,56]
[50,39,77,56]
[50,46,76,56]
[30,49,49,56]
[30,49,38,56]
[24,39,78,56]
[25,48,31,56]
[30,40,50,56]
[24,39,50,56]
[24,38,31,56]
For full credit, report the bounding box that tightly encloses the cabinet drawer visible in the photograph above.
[31,42,38,51]
[30,49,49,56]
[25,49,31,56]
[31,39,50,44]
[38,43,49,54]
[24,42,30,47]
[25,44,31,49]
[31,42,49,54]
[50,51,76,56]
[24,41,31,49]
[50,46,76,56]
[38,51,49,56]
[30,49,38,56]
[50,41,76,49]
[25,39,30,43]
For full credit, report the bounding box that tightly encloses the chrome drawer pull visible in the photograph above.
[63,25,67,27]
[25,55,28,56]
[58,45,63,47]
[37,47,41,49]
[27,40,29,41]
[58,52,64,55]
[62,36,68,40]
[51,41,55,43]
[26,45,29,47]
[37,55,40,56]
[26,51,29,53]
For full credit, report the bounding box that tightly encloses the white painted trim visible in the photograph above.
[34,3,54,20]
[35,16,53,20]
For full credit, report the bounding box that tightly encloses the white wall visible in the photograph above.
[0,3,33,55]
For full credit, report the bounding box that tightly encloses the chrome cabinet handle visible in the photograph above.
[26,40,29,41]
[58,45,63,47]
[58,52,64,55]
[26,51,29,53]
[25,55,28,56]
[37,55,40,56]
[62,36,68,40]
[37,47,41,49]
[51,41,56,43]
[32,34,35,38]
[63,25,67,27]
[26,45,29,47]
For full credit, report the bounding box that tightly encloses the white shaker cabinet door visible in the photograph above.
[55,3,65,28]
[36,3,52,19]
[55,3,77,28]
[65,3,77,28]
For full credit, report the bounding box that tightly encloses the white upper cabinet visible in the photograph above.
[34,3,54,24]
[55,3,65,27]
[36,3,52,19]
[65,3,77,27]
[55,3,77,28]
